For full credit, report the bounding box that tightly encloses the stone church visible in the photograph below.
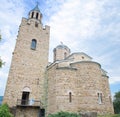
[3,5,114,117]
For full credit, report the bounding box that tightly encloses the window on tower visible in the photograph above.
[31,12,34,18]
[36,12,39,19]
[31,39,37,50]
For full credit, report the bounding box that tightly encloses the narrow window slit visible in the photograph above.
[69,92,72,103]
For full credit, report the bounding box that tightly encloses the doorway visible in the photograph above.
[21,92,29,105]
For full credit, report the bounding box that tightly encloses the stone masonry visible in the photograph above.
[46,47,114,115]
[3,5,50,117]
[3,5,114,117]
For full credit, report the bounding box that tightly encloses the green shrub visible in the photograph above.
[0,103,13,117]
[48,111,80,117]
[98,114,120,117]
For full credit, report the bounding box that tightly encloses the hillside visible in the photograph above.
[0,96,3,105]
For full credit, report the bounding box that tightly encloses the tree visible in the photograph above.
[48,111,80,117]
[0,56,4,68]
[0,104,13,117]
[0,58,2,68]
[113,91,120,114]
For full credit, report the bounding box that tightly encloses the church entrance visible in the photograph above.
[21,92,29,105]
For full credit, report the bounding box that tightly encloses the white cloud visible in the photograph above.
[109,76,120,84]
[93,49,117,66]
[0,0,26,95]
[47,0,103,60]
[48,0,120,89]
[0,0,120,96]
[48,0,106,51]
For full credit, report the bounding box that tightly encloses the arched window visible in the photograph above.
[69,92,72,103]
[98,93,102,104]
[31,12,34,18]
[22,87,31,92]
[31,39,37,50]
[21,87,30,105]
[36,12,39,19]
[64,52,67,59]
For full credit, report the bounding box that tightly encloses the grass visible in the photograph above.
[98,114,120,117]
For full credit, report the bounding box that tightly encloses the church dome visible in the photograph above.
[53,43,71,61]
[54,43,70,52]
[56,44,68,49]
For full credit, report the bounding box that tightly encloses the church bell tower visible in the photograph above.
[3,4,50,117]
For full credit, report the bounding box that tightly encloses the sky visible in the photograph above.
[0,0,120,98]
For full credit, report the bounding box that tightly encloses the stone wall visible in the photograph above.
[3,17,50,107]
[53,46,70,61]
[47,64,58,114]
[47,61,114,115]
[47,64,78,114]
[3,6,114,117]
[15,106,40,117]
[68,53,92,62]
[72,61,114,114]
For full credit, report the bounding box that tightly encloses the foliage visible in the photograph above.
[0,58,3,68]
[113,91,120,114]
[0,103,13,117]
[0,56,5,68]
[0,34,4,68]
[48,111,80,117]
[48,112,120,117]
[98,114,120,117]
